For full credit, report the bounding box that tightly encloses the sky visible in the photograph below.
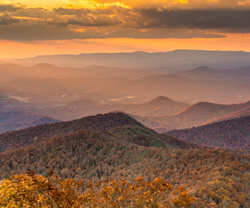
[1,0,250,58]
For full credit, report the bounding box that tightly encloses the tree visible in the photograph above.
[0,170,83,208]
[0,170,195,208]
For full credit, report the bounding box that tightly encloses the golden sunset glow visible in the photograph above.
[1,0,250,58]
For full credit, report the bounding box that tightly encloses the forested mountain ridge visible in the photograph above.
[167,116,250,150]
[0,112,201,153]
[0,112,144,152]
[1,129,250,207]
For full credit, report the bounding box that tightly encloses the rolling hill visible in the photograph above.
[178,66,227,79]
[206,107,250,124]
[133,101,250,132]
[0,112,186,153]
[0,96,189,134]
[2,67,250,106]
[120,96,189,116]
[38,96,189,120]
[0,63,27,81]
[225,66,250,77]
[178,65,250,82]
[1,121,250,207]
[167,116,250,150]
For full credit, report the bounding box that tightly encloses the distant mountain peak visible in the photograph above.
[133,51,149,54]
[0,63,24,68]
[194,66,212,70]
[185,101,219,110]
[29,63,57,68]
[150,96,173,103]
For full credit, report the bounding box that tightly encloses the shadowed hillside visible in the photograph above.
[167,116,250,150]
[0,111,205,153]
[0,112,143,152]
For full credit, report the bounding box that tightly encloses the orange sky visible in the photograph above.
[1,0,250,58]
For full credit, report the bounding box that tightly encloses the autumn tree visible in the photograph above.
[0,170,195,208]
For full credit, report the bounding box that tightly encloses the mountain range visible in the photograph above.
[41,96,190,120]
[1,50,250,207]
[178,65,250,80]
[1,111,250,207]
[1,112,195,153]
[9,50,250,69]
[1,63,250,106]
[1,93,250,135]
[0,63,158,81]
[134,100,250,132]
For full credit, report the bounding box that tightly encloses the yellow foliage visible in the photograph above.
[0,170,83,207]
[172,186,196,208]
[0,170,195,208]
[223,166,233,176]
[83,175,174,207]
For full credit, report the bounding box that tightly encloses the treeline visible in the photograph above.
[1,129,250,207]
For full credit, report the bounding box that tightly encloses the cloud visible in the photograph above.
[0,14,19,25]
[0,2,249,41]
[0,23,225,40]
[238,0,250,5]
[137,8,250,31]
[0,4,19,12]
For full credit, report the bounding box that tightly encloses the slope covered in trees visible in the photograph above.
[0,170,195,208]
[1,129,250,207]
[0,112,144,152]
[0,112,199,153]
[167,116,250,150]
[206,106,250,124]
[134,101,250,132]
